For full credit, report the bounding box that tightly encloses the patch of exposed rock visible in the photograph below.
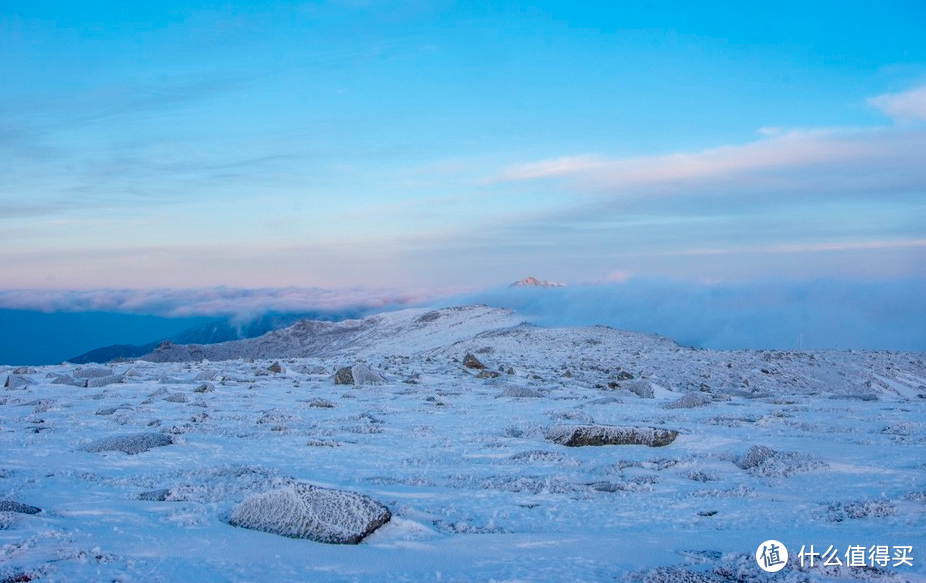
[463,353,486,370]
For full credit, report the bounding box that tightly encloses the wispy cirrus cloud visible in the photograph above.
[494,126,926,197]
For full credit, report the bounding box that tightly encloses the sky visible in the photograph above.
[1,0,924,291]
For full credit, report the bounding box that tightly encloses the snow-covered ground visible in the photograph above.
[1,305,925,582]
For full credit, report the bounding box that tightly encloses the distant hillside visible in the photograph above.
[66,310,376,364]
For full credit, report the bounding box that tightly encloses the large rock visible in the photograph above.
[4,375,33,390]
[547,424,678,447]
[228,483,391,544]
[72,367,115,379]
[82,433,173,455]
[333,365,385,386]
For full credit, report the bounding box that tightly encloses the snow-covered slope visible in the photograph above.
[510,276,567,288]
[1,305,925,582]
[143,305,526,362]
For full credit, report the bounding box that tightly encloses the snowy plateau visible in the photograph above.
[1,304,925,583]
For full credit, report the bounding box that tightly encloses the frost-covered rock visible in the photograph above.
[84,374,124,388]
[622,379,654,398]
[137,489,173,502]
[4,375,33,390]
[736,445,776,469]
[267,362,284,374]
[82,433,173,455]
[665,392,713,409]
[333,365,385,386]
[547,424,678,447]
[826,499,896,522]
[228,483,391,544]
[0,500,41,514]
[502,386,542,398]
[736,445,827,477]
[72,367,114,379]
[51,374,84,387]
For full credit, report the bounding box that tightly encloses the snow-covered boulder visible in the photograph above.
[4,375,34,390]
[547,424,678,447]
[84,374,124,388]
[51,374,84,387]
[82,433,173,455]
[228,483,391,544]
[72,367,114,379]
[333,365,386,386]
[622,379,654,398]
[665,392,713,409]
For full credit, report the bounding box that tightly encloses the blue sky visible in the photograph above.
[2,0,925,290]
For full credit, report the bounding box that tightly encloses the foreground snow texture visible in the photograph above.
[1,305,925,582]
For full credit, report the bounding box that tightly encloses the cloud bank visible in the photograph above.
[1,279,923,352]
[444,278,926,352]
[0,286,458,321]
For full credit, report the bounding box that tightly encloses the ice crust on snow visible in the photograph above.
[228,483,391,544]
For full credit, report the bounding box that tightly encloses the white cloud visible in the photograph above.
[869,85,926,121]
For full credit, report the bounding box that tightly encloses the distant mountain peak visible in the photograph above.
[510,276,566,288]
